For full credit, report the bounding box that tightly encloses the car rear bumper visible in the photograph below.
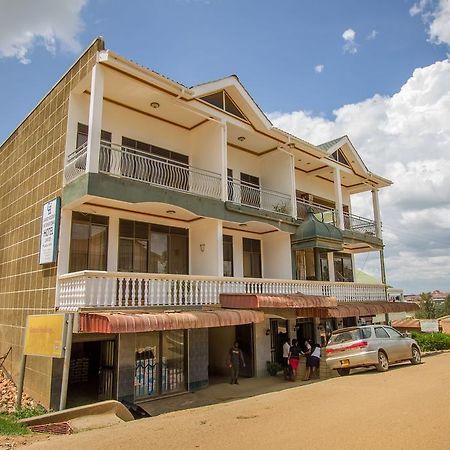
[326,350,379,370]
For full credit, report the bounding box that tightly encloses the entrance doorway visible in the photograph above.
[269,319,289,365]
[236,324,254,377]
[67,339,116,407]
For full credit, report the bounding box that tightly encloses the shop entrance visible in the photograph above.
[269,319,289,365]
[67,339,116,407]
[236,324,254,377]
[296,318,315,350]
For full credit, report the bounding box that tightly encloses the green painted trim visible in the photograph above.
[64,173,298,233]
[188,380,208,391]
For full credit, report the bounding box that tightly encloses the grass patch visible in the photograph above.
[0,415,29,436]
[0,405,47,436]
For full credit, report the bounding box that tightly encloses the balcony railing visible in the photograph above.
[228,178,292,215]
[296,199,377,236]
[57,271,387,311]
[64,142,222,200]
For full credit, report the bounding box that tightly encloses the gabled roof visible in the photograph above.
[317,136,346,153]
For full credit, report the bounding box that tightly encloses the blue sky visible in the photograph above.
[1,0,450,293]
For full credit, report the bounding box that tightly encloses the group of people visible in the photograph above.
[282,337,321,381]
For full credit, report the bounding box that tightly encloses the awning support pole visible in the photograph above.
[59,313,74,411]
[15,354,27,409]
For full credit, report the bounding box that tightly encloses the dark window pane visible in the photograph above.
[223,235,233,277]
[88,224,107,270]
[224,92,246,120]
[150,232,168,273]
[69,222,89,271]
[169,235,188,274]
[118,239,133,272]
[200,91,224,109]
[120,220,134,238]
[135,221,149,239]
[134,239,148,273]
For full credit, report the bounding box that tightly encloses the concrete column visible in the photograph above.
[220,121,228,202]
[371,189,382,239]
[327,252,335,282]
[86,64,105,174]
[57,209,72,276]
[314,248,322,281]
[287,150,297,219]
[333,167,344,230]
[107,216,119,271]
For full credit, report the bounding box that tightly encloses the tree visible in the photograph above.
[415,292,436,319]
[442,294,450,317]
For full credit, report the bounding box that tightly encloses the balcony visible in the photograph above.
[296,199,376,236]
[57,271,387,311]
[228,178,293,216]
[64,141,222,200]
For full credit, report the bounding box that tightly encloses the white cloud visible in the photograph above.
[410,0,450,46]
[314,64,324,73]
[0,0,87,64]
[269,59,450,292]
[367,30,378,40]
[342,28,357,54]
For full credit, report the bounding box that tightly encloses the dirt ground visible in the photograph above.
[23,353,450,450]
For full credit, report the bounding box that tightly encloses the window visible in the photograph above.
[243,238,261,278]
[118,220,188,274]
[384,327,403,338]
[69,213,108,272]
[223,235,234,277]
[375,327,390,339]
[199,90,248,121]
[135,331,186,399]
[240,173,260,208]
[330,148,350,166]
[320,253,329,281]
[334,253,354,282]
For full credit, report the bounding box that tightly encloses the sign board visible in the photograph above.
[39,197,61,264]
[420,319,439,333]
[23,314,68,358]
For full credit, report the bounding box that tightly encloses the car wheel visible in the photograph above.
[376,351,389,372]
[410,346,421,365]
[337,368,350,376]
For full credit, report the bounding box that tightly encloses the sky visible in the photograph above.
[0,0,449,294]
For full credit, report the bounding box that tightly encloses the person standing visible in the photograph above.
[227,341,245,384]
[282,338,291,380]
[304,343,321,381]
[288,339,301,381]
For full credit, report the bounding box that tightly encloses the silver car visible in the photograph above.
[325,325,421,376]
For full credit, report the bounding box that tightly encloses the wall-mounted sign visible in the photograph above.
[39,197,61,264]
[23,314,68,358]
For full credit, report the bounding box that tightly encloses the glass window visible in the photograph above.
[161,330,185,395]
[384,327,403,338]
[243,238,261,278]
[329,328,361,344]
[135,333,160,398]
[223,235,234,277]
[200,91,224,109]
[375,327,390,338]
[69,213,108,272]
[361,327,372,339]
[334,253,354,282]
[320,253,329,281]
[224,92,247,120]
[118,220,149,273]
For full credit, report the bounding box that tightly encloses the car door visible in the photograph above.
[383,326,411,361]
[374,326,395,361]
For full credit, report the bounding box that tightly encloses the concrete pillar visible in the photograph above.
[57,209,72,276]
[314,248,322,281]
[327,252,335,282]
[86,64,105,174]
[107,216,119,271]
[333,167,344,230]
[220,120,228,202]
[371,189,382,239]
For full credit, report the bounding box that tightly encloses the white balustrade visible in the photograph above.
[57,271,387,311]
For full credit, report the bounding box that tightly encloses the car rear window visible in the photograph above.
[329,327,371,344]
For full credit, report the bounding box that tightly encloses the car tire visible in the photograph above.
[376,351,389,372]
[337,368,350,376]
[410,346,421,365]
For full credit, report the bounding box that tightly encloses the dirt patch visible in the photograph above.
[0,434,49,449]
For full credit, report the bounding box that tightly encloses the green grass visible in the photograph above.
[0,405,47,436]
[0,415,29,436]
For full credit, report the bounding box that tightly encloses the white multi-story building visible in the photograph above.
[0,38,416,408]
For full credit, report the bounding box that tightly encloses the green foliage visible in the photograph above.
[415,292,437,319]
[411,332,450,352]
[266,361,282,376]
[10,405,47,420]
[0,415,29,436]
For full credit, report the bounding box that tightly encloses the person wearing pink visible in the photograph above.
[288,339,301,381]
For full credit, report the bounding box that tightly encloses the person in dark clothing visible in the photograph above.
[227,341,245,384]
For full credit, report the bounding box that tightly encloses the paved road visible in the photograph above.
[28,353,450,450]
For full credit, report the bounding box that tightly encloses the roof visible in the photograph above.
[391,319,421,329]
[355,270,381,285]
[317,136,346,152]
[78,309,264,333]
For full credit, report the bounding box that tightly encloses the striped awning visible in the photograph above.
[78,309,264,334]
[220,293,337,309]
[323,301,419,318]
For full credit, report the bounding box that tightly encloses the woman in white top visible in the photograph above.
[303,342,321,381]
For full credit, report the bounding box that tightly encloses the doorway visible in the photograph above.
[67,339,116,407]
[235,324,254,377]
[269,319,289,365]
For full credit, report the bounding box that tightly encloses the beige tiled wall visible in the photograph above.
[0,39,103,407]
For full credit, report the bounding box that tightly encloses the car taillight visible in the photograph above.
[326,341,368,354]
